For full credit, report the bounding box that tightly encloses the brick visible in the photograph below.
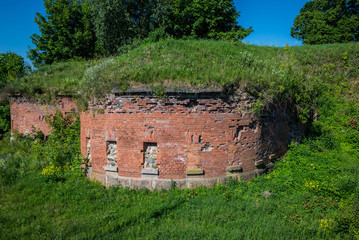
[10,96,77,136]
[10,92,306,188]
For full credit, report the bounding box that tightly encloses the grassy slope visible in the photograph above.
[9,40,359,98]
[1,40,359,239]
[10,40,283,92]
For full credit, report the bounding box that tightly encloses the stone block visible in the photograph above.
[130,178,152,190]
[186,168,204,175]
[142,174,159,179]
[254,160,264,167]
[104,165,118,172]
[105,171,118,177]
[152,179,171,190]
[172,179,187,189]
[226,165,242,173]
[141,168,159,175]
[216,176,227,185]
[118,178,130,188]
[89,171,106,185]
[269,154,276,161]
[106,175,120,187]
[225,174,240,180]
[187,178,216,188]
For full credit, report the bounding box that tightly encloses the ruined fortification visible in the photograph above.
[10,96,77,136]
[10,88,305,189]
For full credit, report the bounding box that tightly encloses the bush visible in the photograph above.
[34,110,84,181]
[0,104,10,134]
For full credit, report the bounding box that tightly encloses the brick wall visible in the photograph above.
[9,91,305,182]
[81,90,304,180]
[10,96,77,136]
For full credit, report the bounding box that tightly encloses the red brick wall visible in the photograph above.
[10,96,77,135]
[81,93,301,179]
[9,93,304,181]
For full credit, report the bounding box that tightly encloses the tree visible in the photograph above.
[0,51,27,134]
[93,0,252,55]
[0,105,10,134]
[92,0,158,55]
[0,52,26,88]
[291,0,359,44]
[156,0,253,41]
[28,0,97,65]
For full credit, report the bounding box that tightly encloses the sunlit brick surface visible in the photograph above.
[81,92,304,180]
[10,97,77,135]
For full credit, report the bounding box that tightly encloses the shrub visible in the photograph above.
[34,110,83,181]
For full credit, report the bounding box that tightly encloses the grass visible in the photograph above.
[7,59,90,101]
[7,39,359,99]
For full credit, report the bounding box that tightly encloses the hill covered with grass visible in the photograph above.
[7,39,359,118]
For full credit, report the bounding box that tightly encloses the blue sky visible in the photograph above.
[0,0,309,65]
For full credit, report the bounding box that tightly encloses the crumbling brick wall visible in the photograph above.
[81,89,305,180]
[10,96,77,136]
[9,90,305,183]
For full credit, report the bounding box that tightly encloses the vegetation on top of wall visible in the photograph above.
[5,39,359,121]
[6,59,90,101]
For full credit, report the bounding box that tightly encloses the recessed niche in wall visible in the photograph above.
[107,141,117,165]
[86,138,91,166]
[144,142,157,169]
[104,141,118,173]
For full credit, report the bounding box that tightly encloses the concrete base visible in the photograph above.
[89,165,273,190]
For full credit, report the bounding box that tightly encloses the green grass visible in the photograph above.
[7,59,90,101]
[8,39,359,99]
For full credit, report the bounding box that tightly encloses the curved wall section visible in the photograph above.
[9,90,305,189]
[81,89,305,188]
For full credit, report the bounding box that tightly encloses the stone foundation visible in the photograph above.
[88,165,270,190]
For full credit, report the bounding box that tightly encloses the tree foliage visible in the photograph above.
[29,0,251,61]
[158,0,253,41]
[0,52,26,87]
[0,51,27,134]
[291,0,359,44]
[92,0,252,54]
[92,0,157,55]
[28,0,97,65]
[0,105,10,134]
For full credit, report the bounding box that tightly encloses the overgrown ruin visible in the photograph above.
[10,88,306,189]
